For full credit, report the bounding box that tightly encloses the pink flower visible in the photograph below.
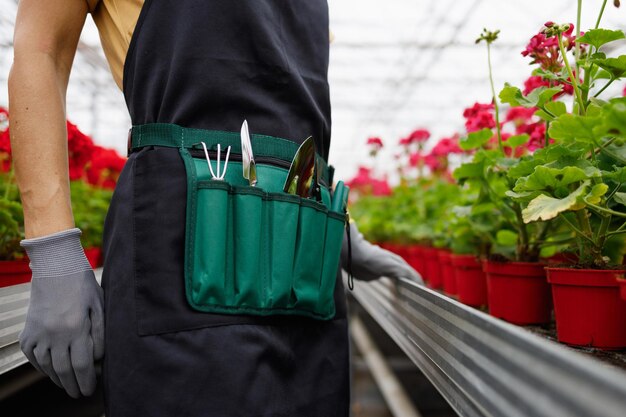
[623,85,626,96]
[408,128,430,143]
[463,102,496,133]
[346,166,391,196]
[366,136,383,149]
[408,152,423,167]
[505,106,537,124]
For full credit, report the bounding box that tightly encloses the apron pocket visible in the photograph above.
[292,199,328,311]
[318,212,346,316]
[265,193,300,308]
[231,186,265,307]
[190,181,232,307]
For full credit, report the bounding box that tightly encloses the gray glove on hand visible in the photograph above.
[341,221,424,284]
[19,228,104,398]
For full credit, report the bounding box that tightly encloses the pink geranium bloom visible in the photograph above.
[366,136,384,149]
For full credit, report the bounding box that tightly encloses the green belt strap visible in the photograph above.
[128,123,332,185]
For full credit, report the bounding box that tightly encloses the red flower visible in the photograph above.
[86,146,127,189]
[366,136,383,148]
[408,128,430,143]
[463,102,495,133]
[67,121,95,180]
[346,166,391,196]
[408,151,423,167]
[505,106,537,124]
[523,76,550,95]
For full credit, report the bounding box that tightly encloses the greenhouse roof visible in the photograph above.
[1,0,625,180]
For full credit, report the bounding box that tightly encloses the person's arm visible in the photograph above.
[9,0,104,399]
[341,221,424,284]
[9,0,91,238]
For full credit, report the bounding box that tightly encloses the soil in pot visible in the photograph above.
[439,250,456,296]
[483,260,551,325]
[547,268,626,349]
[451,254,487,307]
[0,258,32,288]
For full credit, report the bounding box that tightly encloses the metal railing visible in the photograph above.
[350,276,626,417]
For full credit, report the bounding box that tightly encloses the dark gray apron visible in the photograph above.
[100,1,349,415]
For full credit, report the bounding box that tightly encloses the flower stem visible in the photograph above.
[558,34,586,115]
[559,212,596,245]
[544,121,551,148]
[595,0,609,30]
[487,43,504,155]
[575,0,583,62]
[586,202,626,218]
[593,77,616,98]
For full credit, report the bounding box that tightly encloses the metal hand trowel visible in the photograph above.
[283,137,316,197]
[240,120,257,186]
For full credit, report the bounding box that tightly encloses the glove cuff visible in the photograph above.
[21,228,92,278]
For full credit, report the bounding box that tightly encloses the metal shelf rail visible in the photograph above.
[350,276,626,417]
[0,283,29,375]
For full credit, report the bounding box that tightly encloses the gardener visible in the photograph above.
[9,0,422,415]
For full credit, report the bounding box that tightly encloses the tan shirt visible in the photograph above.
[87,0,144,90]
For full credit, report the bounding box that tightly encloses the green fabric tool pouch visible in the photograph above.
[179,147,346,320]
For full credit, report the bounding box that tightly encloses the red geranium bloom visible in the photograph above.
[86,146,127,189]
[67,121,95,180]
[463,102,496,133]
[346,166,391,196]
[505,106,537,124]
[366,136,383,148]
[408,128,430,143]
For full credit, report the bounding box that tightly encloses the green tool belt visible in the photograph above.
[129,124,347,320]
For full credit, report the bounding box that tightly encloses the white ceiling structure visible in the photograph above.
[1,0,625,181]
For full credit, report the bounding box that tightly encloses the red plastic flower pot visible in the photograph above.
[618,278,626,302]
[0,258,32,288]
[406,245,426,277]
[423,247,442,289]
[547,268,626,349]
[84,247,103,269]
[438,250,457,295]
[483,260,551,325]
[451,254,487,307]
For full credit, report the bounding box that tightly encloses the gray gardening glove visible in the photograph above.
[19,228,104,398]
[341,221,423,284]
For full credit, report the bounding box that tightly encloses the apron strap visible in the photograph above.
[128,123,333,185]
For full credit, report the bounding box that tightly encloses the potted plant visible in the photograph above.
[0,171,30,287]
[507,5,626,347]
[454,30,564,324]
[447,177,503,308]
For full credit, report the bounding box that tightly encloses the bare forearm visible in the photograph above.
[9,0,89,238]
[9,56,74,238]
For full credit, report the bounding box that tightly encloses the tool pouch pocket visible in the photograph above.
[180,147,346,320]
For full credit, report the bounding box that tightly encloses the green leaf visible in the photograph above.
[613,192,626,206]
[453,161,484,181]
[496,229,518,247]
[460,128,493,150]
[577,29,625,50]
[591,55,626,79]
[522,182,589,223]
[504,134,529,148]
[505,189,541,203]
[585,183,608,204]
[549,113,602,143]
[499,84,562,108]
[515,166,593,192]
[544,101,567,117]
[599,98,626,139]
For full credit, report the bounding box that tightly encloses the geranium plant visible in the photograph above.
[502,7,626,268]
